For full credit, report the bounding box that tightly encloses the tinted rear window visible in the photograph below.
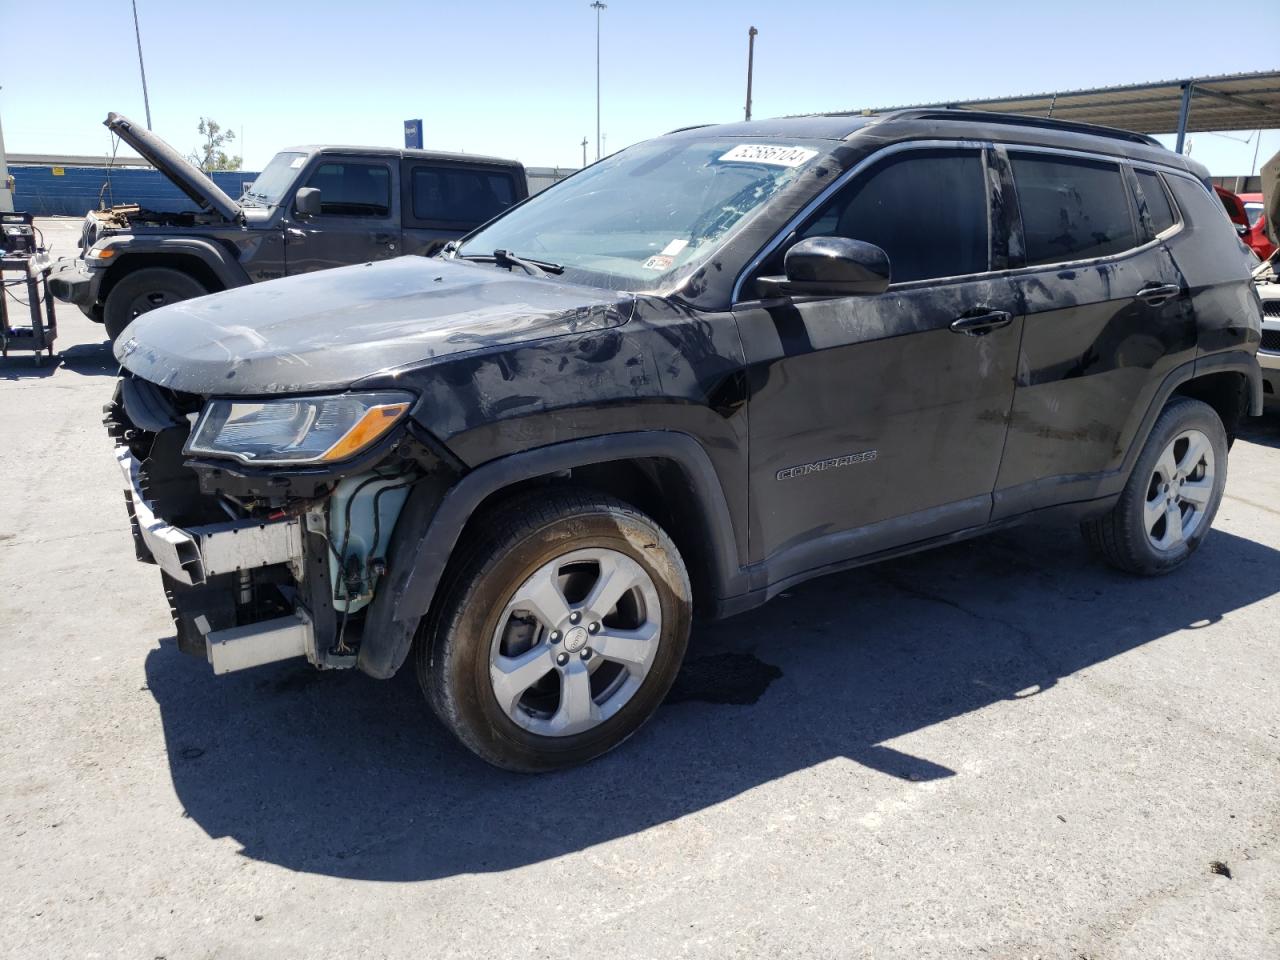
[1135,169,1177,236]
[801,149,989,283]
[412,167,517,224]
[1011,154,1136,265]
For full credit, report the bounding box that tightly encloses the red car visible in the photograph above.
[1239,192,1275,260]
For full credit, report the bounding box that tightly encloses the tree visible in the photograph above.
[188,117,241,172]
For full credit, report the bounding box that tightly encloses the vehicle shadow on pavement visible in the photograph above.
[143,521,1280,881]
[1237,415,1280,450]
[0,342,115,380]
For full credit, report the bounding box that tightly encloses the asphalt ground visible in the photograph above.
[1,217,1277,959]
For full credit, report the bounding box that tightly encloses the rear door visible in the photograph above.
[734,144,1024,577]
[992,149,1196,518]
[284,156,399,275]
[401,162,521,257]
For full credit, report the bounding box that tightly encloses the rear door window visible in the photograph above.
[410,166,517,226]
[798,149,989,283]
[1010,153,1137,265]
[1135,169,1178,237]
[305,161,391,218]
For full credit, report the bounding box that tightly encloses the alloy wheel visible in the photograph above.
[1144,428,1215,551]
[488,547,662,737]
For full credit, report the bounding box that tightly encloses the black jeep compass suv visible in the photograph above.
[106,110,1263,771]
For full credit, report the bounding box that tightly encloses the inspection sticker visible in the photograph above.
[290,156,306,168]
[660,238,689,257]
[642,255,674,271]
[719,144,818,167]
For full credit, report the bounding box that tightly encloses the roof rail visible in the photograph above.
[874,108,1165,148]
[664,123,714,135]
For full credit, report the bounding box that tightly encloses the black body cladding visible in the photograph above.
[113,109,1263,660]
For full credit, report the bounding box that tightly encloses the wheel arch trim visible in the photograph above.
[355,431,745,680]
[98,237,249,300]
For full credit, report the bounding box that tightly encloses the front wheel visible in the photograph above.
[103,267,208,340]
[418,490,692,772]
[1081,397,1228,575]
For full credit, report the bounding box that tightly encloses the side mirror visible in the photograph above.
[294,187,322,218]
[756,236,892,297]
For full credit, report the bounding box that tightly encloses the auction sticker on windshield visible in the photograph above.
[719,144,819,167]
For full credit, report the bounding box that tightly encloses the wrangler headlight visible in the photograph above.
[185,391,413,465]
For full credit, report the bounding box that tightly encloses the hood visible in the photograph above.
[105,112,242,222]
[1263,148,1280,247]
[114,256,635,395]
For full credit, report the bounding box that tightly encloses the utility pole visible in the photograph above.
[744,26,758,122]
[581,137,588,168]
[591,2,606,160]
[131,0,153,129]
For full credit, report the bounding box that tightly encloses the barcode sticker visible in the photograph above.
[718,144,819,167]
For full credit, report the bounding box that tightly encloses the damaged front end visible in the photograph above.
[105,373,449,675]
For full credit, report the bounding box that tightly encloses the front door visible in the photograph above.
[735,146,1023,581]
[284,156,400,275]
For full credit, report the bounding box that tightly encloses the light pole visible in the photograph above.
[131,0,153,129]
[591,2,606,160]
[744,26,758,122]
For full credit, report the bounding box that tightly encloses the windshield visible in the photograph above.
[457,138,829,292]
[241,151,307,207]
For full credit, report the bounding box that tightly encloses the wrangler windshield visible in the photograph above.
[457,138,829,292]
[241,151,307,206]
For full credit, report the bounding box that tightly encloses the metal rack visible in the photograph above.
[1,251,57,365]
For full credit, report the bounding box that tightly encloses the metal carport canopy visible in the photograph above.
[846,71,1280,151]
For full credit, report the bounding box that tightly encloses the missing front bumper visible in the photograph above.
[116,445,317,672]
[117,446,304,586]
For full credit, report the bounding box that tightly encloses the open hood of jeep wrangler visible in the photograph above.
[114,256,634,395]
[105,112,242,222]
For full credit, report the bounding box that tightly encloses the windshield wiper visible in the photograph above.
[461,249,564,277]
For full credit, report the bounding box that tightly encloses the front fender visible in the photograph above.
[98,235,250,292]
[356,431,746,679]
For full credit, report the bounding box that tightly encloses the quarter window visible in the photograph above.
[799,149,989,283]
[304,162,391,218]
[1135,169,1177,236]
[411,167,517,225]
[1011,154,1136,265]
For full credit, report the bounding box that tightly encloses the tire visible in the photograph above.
[418,489,692,772]
[1081,397,1228,575]
[103,267,208,341]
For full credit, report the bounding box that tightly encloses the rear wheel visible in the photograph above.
[418,490,691,772]
[1081,397,1227,575]
[103,267,208,340]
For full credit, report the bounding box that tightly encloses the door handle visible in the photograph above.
[374,233,397,251]
[285,227,306,241]
[1135,283,1180,306]
[949,310,1012,336]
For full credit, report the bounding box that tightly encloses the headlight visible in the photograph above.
[185,391,413,465]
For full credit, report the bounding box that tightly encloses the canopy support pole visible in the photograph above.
[1175,82,1195,154]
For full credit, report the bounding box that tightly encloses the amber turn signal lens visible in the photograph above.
[320,402,410,461]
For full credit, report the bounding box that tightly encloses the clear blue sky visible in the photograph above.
[2,0,1277,176]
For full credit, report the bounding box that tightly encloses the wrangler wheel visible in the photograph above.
[1081,397,1227,575]
[418,490,691,772]
[103,267,208,341]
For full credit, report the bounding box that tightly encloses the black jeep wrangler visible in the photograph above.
[51,112,528,339]
[106,110,1263,771]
